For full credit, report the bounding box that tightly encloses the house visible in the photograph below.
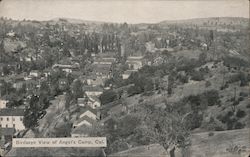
[126,56,145,70]
[6,31,15,37]
[29,70,40,78]
[77,97,87,107]
[52,63,80,73]
[85,75,104,86]
[0,99,8,109]
[0,128,15,153]
[92,64,112,79]
[78,106,100,120]
[86,95,101,109]
[73,115,96,128]
[83,86,104,97]
[13,80,25,90]
[71,125,92,137]
[122,70,136,79]
[93,58,116,65]
[0,108,25,131]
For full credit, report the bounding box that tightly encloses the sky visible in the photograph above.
[0,0,249,24]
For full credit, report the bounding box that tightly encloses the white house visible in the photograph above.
[0,109,25,131]
[126,56,144,70]
[73,115,96,128]
[0,99,8,109]
[79,110,97,120]
[29,70,40,78]
[87,95,101,109]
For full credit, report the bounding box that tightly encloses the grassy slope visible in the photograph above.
[190,128,250,157]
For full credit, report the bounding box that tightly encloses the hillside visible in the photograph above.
[109,128,250,157]
[158,17,249,27]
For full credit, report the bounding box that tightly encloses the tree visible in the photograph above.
[100,90,117,104]
[71,79,83,100]
[139,105,191,157]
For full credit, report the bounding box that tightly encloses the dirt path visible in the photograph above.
[38,94,66,137]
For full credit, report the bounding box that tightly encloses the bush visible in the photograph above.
[238,97,244,102]
[227,118,237,130]
[239,92,248,97]
[208,132,214,137]
[205,81,211,87]
[214,126,225,131]
[246,103,250,108]
[190,70,204,81]
[100,90,117,104]
[205,90,220,106]
[234,122,245,129]
[236,110,246,118]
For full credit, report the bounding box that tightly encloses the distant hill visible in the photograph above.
[49,17,110,25]
[158,17,249,27]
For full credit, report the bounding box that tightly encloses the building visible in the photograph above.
[83,86,104,97]
[85,75,104,86]
[0,99,8,109]
[122,70,136,79]
[52,63,80,73]
[77,97,87,107]
[93,58,116,65]
[92,64,112,79]
[71,125,92,137]
[86,95,101,109]
[73,115,96,128]
[78,106,100,120]
[0,108,25,131]
[0,128,15,153]
[126,56,145,70]
[29,70,40,78]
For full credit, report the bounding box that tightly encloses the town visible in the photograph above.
[0,16,249,157]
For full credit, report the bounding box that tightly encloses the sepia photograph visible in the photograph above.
[0,0,249,156]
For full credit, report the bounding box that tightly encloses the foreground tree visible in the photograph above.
[137,104,191,157]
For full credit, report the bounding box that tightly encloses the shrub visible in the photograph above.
[100,90,117,104]
[239,92,248,97]
[246,103,250,108]
[227,118,237,130]
[234,122,245,129]
[205,90,220,106]
[214,126,225,131]
[208,132,214,137]
[205,81,211,87]
[236,110,246,118]
[190,70,204,81]
[238,97,244,102]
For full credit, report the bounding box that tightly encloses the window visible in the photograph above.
[20,117,23,121]
[13,117,15,121]
[7,117,9,121]
[0,117,3,121]
[0,124,2,127]
[13,124,15,127]
[6,124,8,128]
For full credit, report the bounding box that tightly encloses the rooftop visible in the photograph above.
[71,124,92,135]
[0,108,25,116]
[75,115,96,125]
[0,128,15,136]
